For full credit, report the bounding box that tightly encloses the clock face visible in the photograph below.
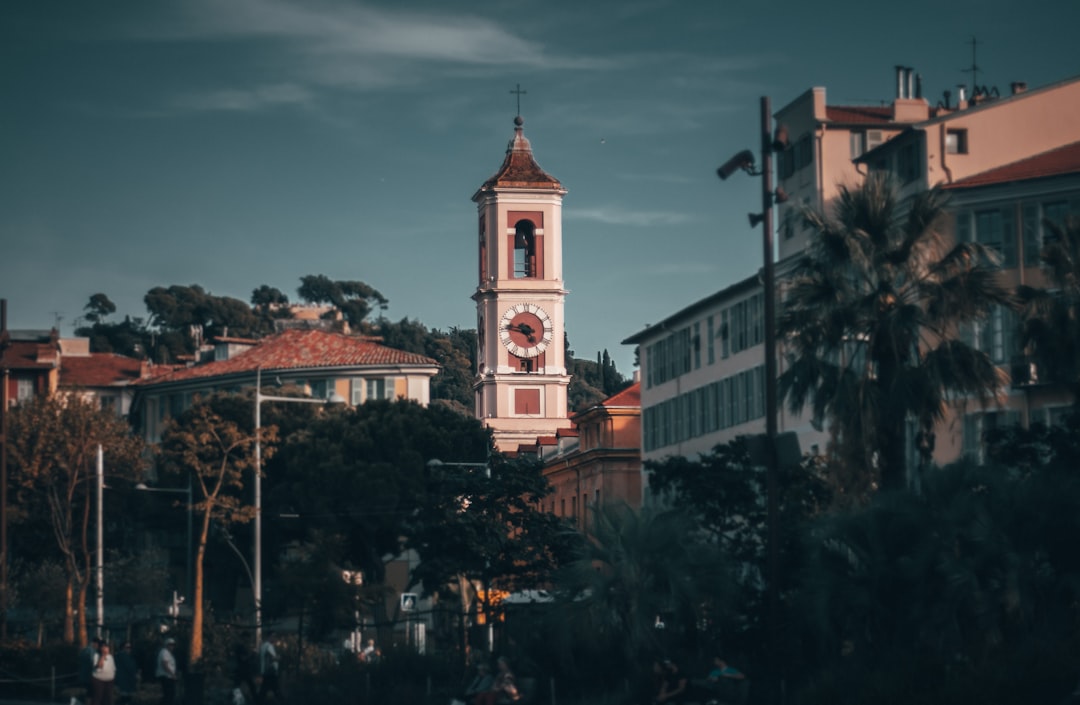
[499,303,553,358]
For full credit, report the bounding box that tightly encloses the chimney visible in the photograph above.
[1011,81,1028,95]
[906,67,915,101]
[957,85,968,110]
[915,73,923,100]
[896,65,906,98]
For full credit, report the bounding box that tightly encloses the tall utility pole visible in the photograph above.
[1,297,9,641]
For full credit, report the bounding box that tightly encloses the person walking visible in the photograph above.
[155,638,179,705]
[115,642,138,705]
[91,642,117,705]
[257,632,282,704]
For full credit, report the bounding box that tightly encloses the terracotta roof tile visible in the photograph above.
[536,436,558,446]
[602,382,641,408]
[556,428,579,438]
[0,340,59,370]
[476,118,562,193]
[946,141,1080,188]
[135,328,437,386]
[825,105,895,124]
[61,354,145,387]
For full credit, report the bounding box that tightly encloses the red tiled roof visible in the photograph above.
[61,354,145,387]
[602,382,641,408]
[135,328,438,386]
[0,339,59,370]
[825,105,894,124]
[555,428,579,438]
[476,117,562,193]
[946,141,1080,188]
[536,436,558,446]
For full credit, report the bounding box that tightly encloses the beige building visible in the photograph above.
[132,327,439,443]
[628,70,1080,480]
[534,381,643,528]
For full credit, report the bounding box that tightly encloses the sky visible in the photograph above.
[3,0,1079,375]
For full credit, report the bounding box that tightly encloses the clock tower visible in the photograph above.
[473,115,572,451]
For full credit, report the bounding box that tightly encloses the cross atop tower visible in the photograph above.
[510,83,527,116]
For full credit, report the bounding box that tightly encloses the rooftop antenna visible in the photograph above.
[509,83,527,116]
[961,35,981,96]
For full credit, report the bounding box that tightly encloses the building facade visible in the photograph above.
[535,381,643,530]
[472,116,573,452]
[627,70,1080,481]
[132,327,440,443]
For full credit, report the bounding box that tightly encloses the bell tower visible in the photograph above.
[473,116,572,451]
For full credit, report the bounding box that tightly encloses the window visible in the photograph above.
[794,135,813,171]
[866,130,885,151]
[693,322,701,369]
[962,304,1019,364]
[957,207,1017,267]
[896,142,920,183]
[645,327,692,387]
[945,129,968,154]
[962,411,1020,462]
[366,378,396,401]
[513,221,536,278]
[350,379,364,405]
[706,316,715,365]
[1023,199,1080,265]
[16,378,34,402]
[850,131,865,159]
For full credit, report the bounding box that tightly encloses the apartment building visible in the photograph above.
[627,70,1080,478]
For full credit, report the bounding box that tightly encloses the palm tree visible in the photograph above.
[778,173,1011,491]
[1017,215,1080,407]
[554,503,729,669]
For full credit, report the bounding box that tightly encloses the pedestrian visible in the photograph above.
[115,642,138,705]
[360,638,380,664]
[155,637,179,705]
[79,638,101,705]
[231,642,257,705]
[652,659,688,705]
[91,642,117,705]
[257,632,282,704]
[475,656,520,705]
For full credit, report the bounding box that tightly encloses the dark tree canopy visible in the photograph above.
[297,274,388,325]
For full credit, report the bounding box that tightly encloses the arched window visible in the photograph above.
[513,221,536,278]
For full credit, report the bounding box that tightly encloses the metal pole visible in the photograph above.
[1,365,8,641]
[186,476,194,608]
[760,95,781,704]
[254,367,263,650]
[96,444,105,639]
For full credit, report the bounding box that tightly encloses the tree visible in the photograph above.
[159,394,271,665]
[263,399,488,635]
[1017,215,1080,407]
[548,503,729,684]
[778,174,1012,490]
[297,274,388,325]
[7,395,145,644]
[408,453,578,654]
[82,293,117,325]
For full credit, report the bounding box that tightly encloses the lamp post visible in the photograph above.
[253,367,345,648]
[717,95,788,705]
[135,478,195,607]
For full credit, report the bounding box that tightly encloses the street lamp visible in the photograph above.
[135,478,194,608]
[717,95,789,705]
[253,367,345,648]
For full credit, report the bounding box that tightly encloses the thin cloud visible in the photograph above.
[169,83,313,113]
[569,207,694,227]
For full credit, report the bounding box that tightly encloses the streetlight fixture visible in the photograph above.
[717,95,789,705]
[135,479,195,608]
[253,367,346,648]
